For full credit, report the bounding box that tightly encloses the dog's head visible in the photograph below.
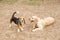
[29,16,40,23]
[19,16,26,24]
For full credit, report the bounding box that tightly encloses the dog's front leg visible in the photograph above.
[32,24,35,29]
[17,21,24,32]
[17,27,24,32]
[33,26,35,29]
[17,21,21,32]
[32,25,43,32]
[21,23,24,28]
[32,28,43,32]
[19,22,24,31]
[20,26,24,31]
[9,24,12,27]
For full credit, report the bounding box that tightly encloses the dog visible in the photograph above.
[9,11,26,32]
[29,16,55,32]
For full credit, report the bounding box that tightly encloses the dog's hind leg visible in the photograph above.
[9,20,12,27]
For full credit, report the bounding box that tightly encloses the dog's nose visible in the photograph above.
[31,20,34,22]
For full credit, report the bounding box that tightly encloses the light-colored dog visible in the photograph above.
[29,16,55,32]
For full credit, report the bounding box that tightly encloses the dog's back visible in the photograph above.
[10,12,19,24]
[43,17,55,26]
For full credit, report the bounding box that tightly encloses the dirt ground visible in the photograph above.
[0,0,60,40]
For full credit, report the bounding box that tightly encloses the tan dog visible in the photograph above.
[29,16,55,32]
[9,11,26,32]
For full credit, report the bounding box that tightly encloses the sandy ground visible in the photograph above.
[0,0,60,40]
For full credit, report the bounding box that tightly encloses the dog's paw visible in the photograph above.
[18,29,20,32]
[20,27,24,31]
[32,30,36,32]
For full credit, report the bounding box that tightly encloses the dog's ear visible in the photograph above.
[23,18,26,24]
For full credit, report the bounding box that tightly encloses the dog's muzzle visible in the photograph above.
[31,20,34,22]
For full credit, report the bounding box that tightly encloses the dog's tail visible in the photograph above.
[12,11,16,17]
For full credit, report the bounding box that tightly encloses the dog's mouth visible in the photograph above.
[29,18,34,22]
[31,20,34,22]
